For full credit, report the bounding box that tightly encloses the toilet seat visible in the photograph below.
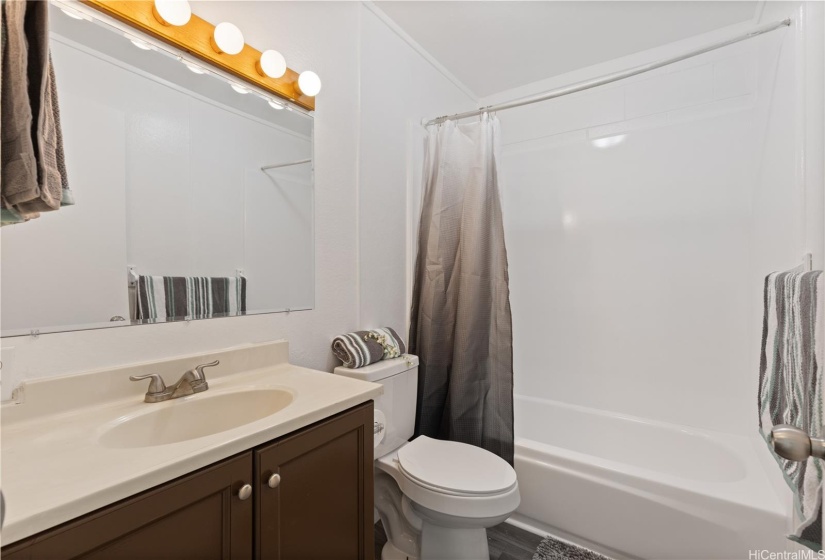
[376,438,520,520]
[397,436,517,496]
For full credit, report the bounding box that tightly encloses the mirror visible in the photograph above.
[1,5,315,337]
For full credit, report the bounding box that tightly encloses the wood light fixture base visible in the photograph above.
[81,0,316,111]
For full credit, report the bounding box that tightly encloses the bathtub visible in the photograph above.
[511,395,790,560]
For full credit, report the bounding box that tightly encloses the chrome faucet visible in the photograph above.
[130,360,219,403]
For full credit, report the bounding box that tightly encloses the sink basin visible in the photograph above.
[99,389,294,448]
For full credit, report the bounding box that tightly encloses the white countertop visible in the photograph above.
[0,340,382,545]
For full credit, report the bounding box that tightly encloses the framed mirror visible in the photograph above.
[0,4,315,337]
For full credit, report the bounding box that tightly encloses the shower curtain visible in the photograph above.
[409,114,514,465]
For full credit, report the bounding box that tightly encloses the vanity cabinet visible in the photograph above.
[256,403,374,560]
[1,453,253,560]
[2,402,374,560]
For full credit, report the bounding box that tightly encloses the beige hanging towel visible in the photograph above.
[1,0,73,224]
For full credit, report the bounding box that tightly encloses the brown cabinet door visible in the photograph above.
[255,402,374,560]
[3,452,254,560]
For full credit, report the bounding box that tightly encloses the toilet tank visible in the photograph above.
[334,355,418,458]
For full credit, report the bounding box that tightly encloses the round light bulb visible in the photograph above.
[257,50,287,79]
[231,83,249,94]
[153,0,191,26]
[212,22,244,55]
[268,99,285,110]
[297,71,321,97]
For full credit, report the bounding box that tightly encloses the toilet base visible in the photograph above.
[381,527,489,560]
[419,522,489,560]
[382,541,416,560]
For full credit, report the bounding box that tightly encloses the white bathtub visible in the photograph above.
[511,395,790,560]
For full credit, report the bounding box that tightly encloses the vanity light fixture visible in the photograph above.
[231,83,250,94]
[81,1,317,110]
[212,22,244,55]
[297,71,321,97]
[152,0,191,27]
[257,50,287,79]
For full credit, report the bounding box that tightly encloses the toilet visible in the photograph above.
[334,355,520,560]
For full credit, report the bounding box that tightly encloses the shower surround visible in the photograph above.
[474,3,824,557]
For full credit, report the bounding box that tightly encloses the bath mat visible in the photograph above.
[532,535,613,560]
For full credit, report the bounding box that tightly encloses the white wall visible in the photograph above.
[0,1,473,400]
[357,5,475,333]
[486,6,820,437]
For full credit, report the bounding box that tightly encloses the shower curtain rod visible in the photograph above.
[424,18,791,127]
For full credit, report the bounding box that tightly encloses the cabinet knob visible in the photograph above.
[238,484,252,500]
[267,473,281,489]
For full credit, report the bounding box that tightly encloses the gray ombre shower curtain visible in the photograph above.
[409,114,514,465]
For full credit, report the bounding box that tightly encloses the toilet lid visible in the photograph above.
[397,436,517,496]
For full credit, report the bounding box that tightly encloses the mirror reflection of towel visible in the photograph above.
[134,275,247,321]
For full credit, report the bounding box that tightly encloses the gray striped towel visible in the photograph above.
[135,275,246,321]
[759,269,824,550]
[332,328,406,368]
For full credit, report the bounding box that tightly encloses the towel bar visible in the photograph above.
[771,424,825,462]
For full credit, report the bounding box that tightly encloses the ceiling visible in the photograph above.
[374,1,760,98]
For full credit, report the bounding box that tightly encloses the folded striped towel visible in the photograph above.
[759,269,824,550]
[332,327,406,368]
[135,275,246,321]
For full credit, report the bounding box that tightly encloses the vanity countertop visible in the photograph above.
[0,340,383,545]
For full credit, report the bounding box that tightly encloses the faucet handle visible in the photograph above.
[129,373,167,394]
[191,360,219,381]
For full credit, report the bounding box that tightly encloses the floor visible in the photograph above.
[375,520,544,560]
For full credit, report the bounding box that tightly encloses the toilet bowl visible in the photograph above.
[377,436,520,560]
[334,356,520,560]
